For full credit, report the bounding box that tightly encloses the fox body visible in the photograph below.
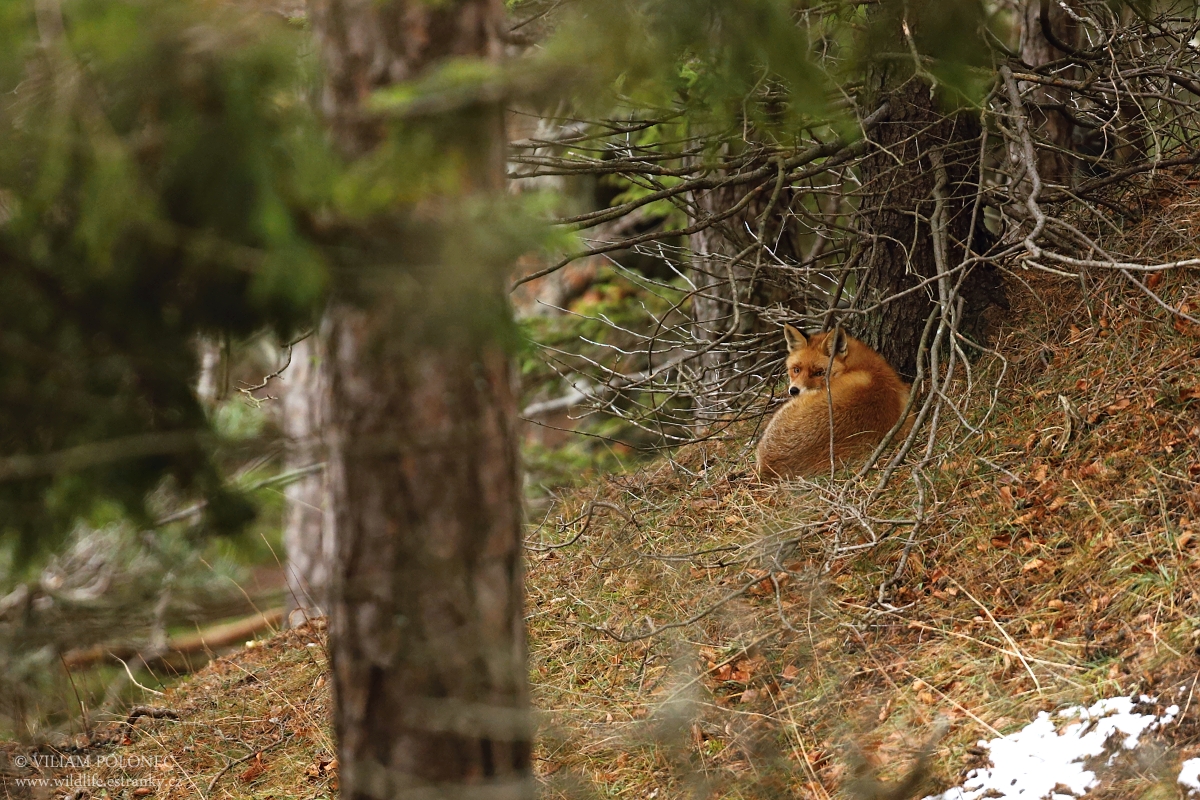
[756,325,911,480]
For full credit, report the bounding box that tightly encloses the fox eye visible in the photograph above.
[811,369,825,378]
[791,366,801,375]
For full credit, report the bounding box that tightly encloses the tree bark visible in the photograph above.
[688,152,811,418]
[279,334,333,623]
[1018,0,1078,184]
[856,73,1005,381]
[310,0,504,154]
[307,1,532,797]
[324,308,529,798]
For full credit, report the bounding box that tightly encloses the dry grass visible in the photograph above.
[0,621,335,799]
[13,178,1200,799]
[525,180,1200,797]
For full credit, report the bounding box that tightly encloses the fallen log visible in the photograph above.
[62,608,284,672]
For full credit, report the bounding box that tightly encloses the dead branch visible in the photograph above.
[124,705,180,731]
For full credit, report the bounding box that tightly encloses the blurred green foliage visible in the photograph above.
[0,1,330,555]
[530,0,998,137]
[0,1,545,554]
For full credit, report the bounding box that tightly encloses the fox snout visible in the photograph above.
[788,379,823,396]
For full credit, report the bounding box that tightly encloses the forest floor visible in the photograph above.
[10,180,1200,799]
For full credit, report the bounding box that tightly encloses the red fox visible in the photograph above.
[756,325,911,480]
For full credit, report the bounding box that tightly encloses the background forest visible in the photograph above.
[3,0,1200,798]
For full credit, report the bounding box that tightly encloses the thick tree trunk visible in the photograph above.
[857,73,1005,381]
[310,0,504,153]
[279,334,333,623]
[325,309,529,798]
[308,1,532,797]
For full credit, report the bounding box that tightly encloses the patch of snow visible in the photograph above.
[924,696,1175,800]
[1180,758,1200,796]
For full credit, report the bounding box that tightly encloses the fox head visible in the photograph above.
[782,324,848,397]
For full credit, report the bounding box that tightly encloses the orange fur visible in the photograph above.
[756,325,911,480]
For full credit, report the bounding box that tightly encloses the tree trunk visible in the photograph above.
[688,192,775,419]
[688,153,809,418]
[856,73,1005,381]
[324,309,529,798]
[279,334,333,623]
[1019,0,1078,184]
[194,337,224,409]
[307,1,532,797]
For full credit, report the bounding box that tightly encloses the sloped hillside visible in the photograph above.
[12,183,1200,800]
[0,622,334,799]
[524,182,1200,797]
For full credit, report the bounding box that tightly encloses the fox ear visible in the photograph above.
[783,324,807,352]
[826,327,848,358]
